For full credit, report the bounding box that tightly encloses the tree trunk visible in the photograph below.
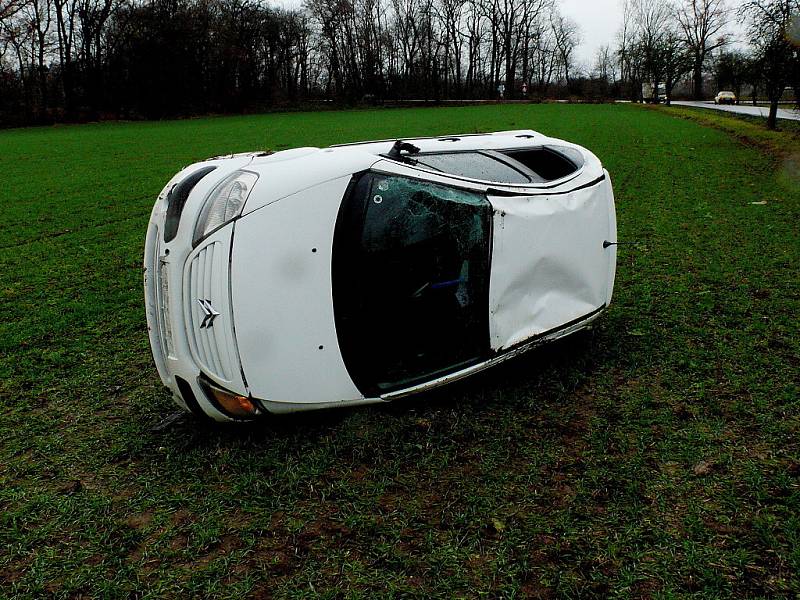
[767,100,778,130]
[504,29,513,99]
[692,58,703,100]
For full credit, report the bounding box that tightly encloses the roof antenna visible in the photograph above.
[386,140,421,161]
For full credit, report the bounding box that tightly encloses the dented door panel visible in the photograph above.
[488,178,616,351]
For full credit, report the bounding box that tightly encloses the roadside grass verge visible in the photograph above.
[1,103,798,598]
[658,104,800,151]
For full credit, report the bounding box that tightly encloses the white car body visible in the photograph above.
[715,91,737,105]
[144,130,617,422]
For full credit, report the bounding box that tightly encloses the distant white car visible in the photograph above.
[714,91,737,105]
[144,131,617,422]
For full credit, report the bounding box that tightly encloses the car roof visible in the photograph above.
[329,129,544,154]
[238,130,601,215]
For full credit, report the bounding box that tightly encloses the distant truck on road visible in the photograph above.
[642,83,666,103]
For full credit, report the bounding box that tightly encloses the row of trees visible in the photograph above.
[604,0,799,128]
[307,0,584,102]
[0,0,584,125]
[1,0,797,127]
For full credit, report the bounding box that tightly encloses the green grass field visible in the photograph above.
[1,104,799,598]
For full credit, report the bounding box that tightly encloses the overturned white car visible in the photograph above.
[144,131,617,422]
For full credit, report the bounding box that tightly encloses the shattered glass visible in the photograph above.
[333,174,492,393]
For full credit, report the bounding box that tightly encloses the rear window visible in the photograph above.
[502,147,583,182]
[412,148,582,184]
[415,152,531,184]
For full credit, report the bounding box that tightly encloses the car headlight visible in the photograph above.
[193,170,258,245]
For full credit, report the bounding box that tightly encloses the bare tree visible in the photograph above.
[594,44,617,83]
[462,0,485,94]
[633,0,673,102]
[550,8,580,87]
[16,0,53,115]
[53,0,78,113]
[0,0,24,20]
[660,30,693,103]
[528,9,557,94]
[433,0,466,96]
[388,0,422,94]
[740,0,800,128]
[616,0,641,99]
[478,0,503,95]
[675,0,729,99]
[0,0,586,124]
[0,12,33,116]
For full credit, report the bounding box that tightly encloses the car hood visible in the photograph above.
[241,147,380,215]
[230,174,367,405]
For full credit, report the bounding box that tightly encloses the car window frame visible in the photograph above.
[390,146,586,189]
[413,149,540,184]
[331,170,494,397]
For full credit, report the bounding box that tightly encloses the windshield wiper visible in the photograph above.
[384,140,421,164]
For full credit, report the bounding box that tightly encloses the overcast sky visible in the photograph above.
[559,0,623,67]
[561,0,748,69]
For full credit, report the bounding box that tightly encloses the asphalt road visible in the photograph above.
[672,100,800,122]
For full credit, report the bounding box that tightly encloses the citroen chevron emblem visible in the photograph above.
[197,299,220,329]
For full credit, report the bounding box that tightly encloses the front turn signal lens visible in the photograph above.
[199,378,260,419]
